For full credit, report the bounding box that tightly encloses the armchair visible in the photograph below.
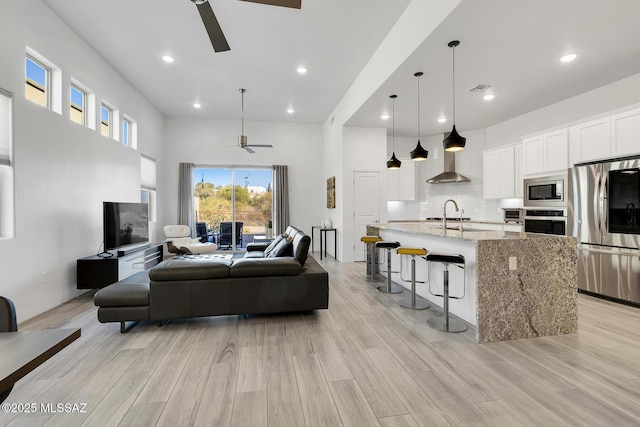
[219,221,243,249]
[1,296,17,402]
[164,225,218,254]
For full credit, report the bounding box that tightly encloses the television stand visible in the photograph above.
[117,243,151,257]
[76,243,162,289]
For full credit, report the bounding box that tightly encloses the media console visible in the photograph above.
[76,243,163,289]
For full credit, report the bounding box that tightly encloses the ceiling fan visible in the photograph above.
[190,0,302,53]
[235,88,273,153]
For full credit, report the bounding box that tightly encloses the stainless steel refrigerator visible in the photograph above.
[568,156,640,304]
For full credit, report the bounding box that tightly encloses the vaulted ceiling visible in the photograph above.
[43,0,640,137]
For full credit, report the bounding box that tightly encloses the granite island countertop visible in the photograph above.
[368,222,577,343]
[376,222,545,242]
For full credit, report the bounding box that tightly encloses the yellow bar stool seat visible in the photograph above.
[360,236,384,282]
[396,247,430,310]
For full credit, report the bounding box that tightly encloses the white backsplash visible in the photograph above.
[387,131,523,222]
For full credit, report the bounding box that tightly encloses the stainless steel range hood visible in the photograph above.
[426,150,471,184]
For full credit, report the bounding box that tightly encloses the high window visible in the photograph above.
[0,88,14,238]
[70,84,86,125]
[140,155,157,222]
[100,104,112,137]
[25,56,49,108]
[25,47,62,114]
[122,118,131,147]
[193,167,273,251]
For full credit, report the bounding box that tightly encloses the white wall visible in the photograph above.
[340,126,387,262]
[486,72,640,148]
[162,117,324,238]
[0,1,165,322]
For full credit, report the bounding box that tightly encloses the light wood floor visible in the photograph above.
[2,255,640,426]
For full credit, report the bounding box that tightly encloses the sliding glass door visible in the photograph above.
[193,167,273,251]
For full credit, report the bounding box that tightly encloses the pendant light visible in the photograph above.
[443,40,466,152]
[386,94,401,169]
[410,72,429,161]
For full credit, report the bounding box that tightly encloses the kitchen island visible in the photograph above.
[370,222,577,343]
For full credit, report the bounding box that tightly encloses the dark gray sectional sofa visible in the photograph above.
[94,225,329,332]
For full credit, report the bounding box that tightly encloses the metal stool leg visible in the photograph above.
[377,248,403,294]
[366,242,384,282]
[399,255,429,309]
[427,263,467,332]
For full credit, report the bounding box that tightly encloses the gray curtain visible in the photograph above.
[178,162,195,236]
[273,165,289,235]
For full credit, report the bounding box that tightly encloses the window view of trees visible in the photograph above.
[194,168,273,237]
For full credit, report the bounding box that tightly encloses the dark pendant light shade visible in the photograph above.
[386,94,402,169]
[411,72,428,161]
[444,40,466,152]
[386,152,401,169]
[443,124,466,152]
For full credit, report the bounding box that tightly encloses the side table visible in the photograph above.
[311,226,337,260]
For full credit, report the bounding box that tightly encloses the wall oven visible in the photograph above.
[524,174,567,207]
[524,208,567,235]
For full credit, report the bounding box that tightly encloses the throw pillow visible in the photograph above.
[268,238,293,258]
[263,234,285,257]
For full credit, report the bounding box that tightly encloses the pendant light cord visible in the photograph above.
[392,96,396,151]
[452,45,456,124]
[416,74,421,140]
[241,89,245,135]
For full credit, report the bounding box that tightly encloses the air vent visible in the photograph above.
[469,84,491,92]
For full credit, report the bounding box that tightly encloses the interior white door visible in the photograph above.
[353,171,380,262]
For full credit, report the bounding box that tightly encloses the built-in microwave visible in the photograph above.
[524,174,567,207]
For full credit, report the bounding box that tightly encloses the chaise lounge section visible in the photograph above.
[94,226,328,332]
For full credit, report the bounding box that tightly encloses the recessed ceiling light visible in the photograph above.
[560,53,577,63]
[438,116,447,123]
[287,108,294,114]
[162,55,175,63]
[193,102,201,109]
[297,67,307,74]
[381,114,390,120]
[483,94,495,101]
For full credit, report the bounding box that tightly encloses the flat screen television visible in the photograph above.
[103,202,149,251]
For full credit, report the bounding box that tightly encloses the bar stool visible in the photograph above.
[360,236,384,282]
[396,247,430,310]
[426,253,467,332]
[375,241,403,294]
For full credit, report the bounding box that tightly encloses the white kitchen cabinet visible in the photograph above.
[514,144,524,198]
[569,117,611,164]
[387,158,415,201]
[523,129,568,175]
[483,146,515,199]
[610,107,640,157]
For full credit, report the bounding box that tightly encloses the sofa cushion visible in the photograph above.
[149,255,232,281]
[244,250,265,259]
[292,233,311,266]
[263,234,285,257]
[94,282,149,307]
[268,237,293,258]
[230,257,301,277]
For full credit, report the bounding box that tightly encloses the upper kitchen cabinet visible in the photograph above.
[483,145,518,199]
[523,128,568,175]
[569,117,611,164]
[610,107,640,157]
[387,158,415,201]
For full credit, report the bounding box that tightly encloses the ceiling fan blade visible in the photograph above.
[244,147,256,154]
[239,0,301,9]
[196,2,230,52]
[247,144,273,148]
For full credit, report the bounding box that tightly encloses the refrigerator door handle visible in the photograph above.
[578,244,640,258]
[600,170,608,234]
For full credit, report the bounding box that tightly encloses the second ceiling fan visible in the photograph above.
[190,0,302,52]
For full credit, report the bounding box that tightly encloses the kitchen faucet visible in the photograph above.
[443,199,461,231]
